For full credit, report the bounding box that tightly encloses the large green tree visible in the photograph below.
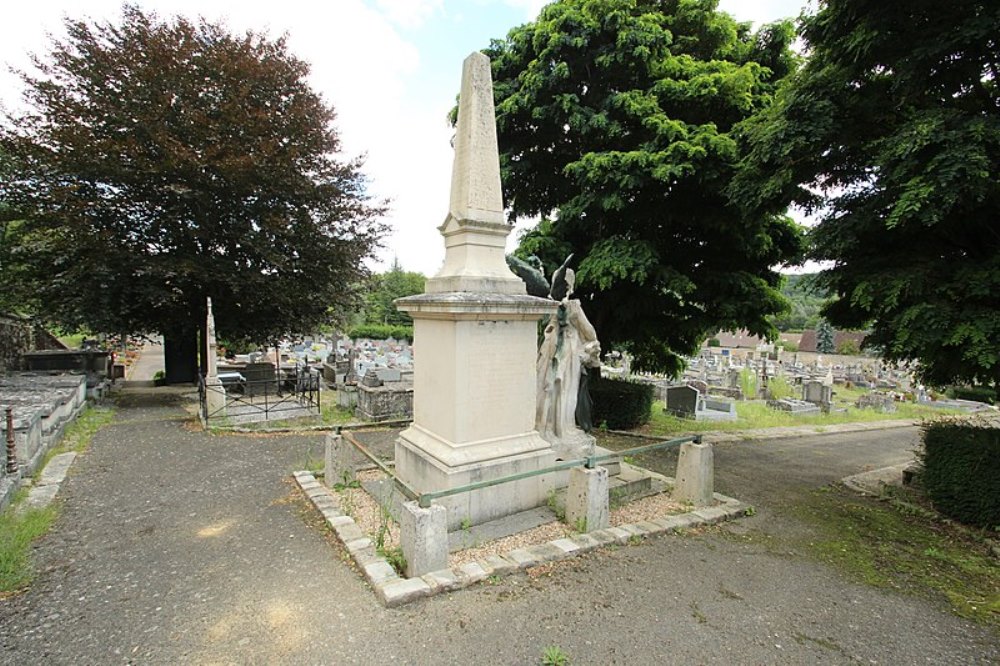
[483,0,803,374]
[0,6,386,377]
[734,0,1000,387]
[363,259,425,327]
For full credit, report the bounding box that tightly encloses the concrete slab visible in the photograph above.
[36,451,77,486]
[447,505,557,553]
[842,462,913,495]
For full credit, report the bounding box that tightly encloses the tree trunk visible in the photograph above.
[163,329,198,384]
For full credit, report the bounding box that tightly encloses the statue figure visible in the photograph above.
[534,255,602,459]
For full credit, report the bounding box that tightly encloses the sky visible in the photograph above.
[0,0,810,277]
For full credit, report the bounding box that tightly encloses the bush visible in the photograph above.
[945,385,996,405]
[346,323,413,342]
[739,367,758,399]
[590,376,654,430]
[766,375,793,400]
[707,337,721,347]
[779,339,798,353]
[920,421,1000,528]
[835,339,860,355]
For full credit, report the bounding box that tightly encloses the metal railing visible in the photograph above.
[199,365,322,425]
[339,430,702,508]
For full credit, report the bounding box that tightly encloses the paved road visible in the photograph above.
[1,390,996,664]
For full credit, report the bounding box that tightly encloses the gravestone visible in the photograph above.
[802,380,833,408]
[665,384,699,418]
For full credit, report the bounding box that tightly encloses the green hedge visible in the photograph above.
[921,422,1000,528]
[590,376,654,430]
[347,323,413,342]
[946,385,996,405]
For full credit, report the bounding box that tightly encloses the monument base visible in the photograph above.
[395,425,559,531]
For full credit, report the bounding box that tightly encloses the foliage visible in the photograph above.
[734,0,1000,387]
[770,273,828,331]
[484,0,804,374]
[707,338,721,347]
[363,259,425,327]
[541,645,570,666]
[766,375,793,400]
[590,375,653,430]
[0,6,386,345]
[920,421,1000,528]
[779,339,798,353]
[815,320,835,354]
[836,339,861,356]
[738,367,757,399]
[945,385,996,405]
[346,323,412,342]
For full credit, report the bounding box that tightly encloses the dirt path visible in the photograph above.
[0,390,995,664]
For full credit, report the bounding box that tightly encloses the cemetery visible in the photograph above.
[1,2,998,661]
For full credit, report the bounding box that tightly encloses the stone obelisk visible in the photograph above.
[203,297,226,420]
[394,52,557,529]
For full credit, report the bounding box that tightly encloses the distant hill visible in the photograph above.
[770,273,830,331]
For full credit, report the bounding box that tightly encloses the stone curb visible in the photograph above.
[293,470,749,608]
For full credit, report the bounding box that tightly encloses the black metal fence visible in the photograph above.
[198,365,321,426]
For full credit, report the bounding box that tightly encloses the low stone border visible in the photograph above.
[292,470,748,608]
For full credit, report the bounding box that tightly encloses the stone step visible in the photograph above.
[609,464,653,502]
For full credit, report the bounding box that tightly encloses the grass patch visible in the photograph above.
[790,486,1000,627]
[0,497,58,594]
[642,396,957,437]
[1,404,115,595]
[59,406,116,453]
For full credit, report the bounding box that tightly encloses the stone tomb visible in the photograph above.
[802,380,833,410]
[0,373,87,476]
[767,398,821,416]
[664,384,737,421]
[356,370,414,421]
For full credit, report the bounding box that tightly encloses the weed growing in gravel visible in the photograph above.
[0,497,57,594]
[541,645,569,665]
[382,546,406,576]
[546,490,566,522]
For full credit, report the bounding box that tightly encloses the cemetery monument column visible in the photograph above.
[394,52,557,529]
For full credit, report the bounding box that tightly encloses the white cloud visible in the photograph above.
[375,0,444,28]
[500,0,551,20]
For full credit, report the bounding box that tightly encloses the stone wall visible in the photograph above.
[0,314,34,373]
[0,314,67,373]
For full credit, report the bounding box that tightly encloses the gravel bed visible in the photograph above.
[327,469,690,569]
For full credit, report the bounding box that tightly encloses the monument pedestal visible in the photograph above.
[395,293,556,530]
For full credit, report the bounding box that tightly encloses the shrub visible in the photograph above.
[766,375,793,400]
[920,421,1000,528]
[835,339,860,355]
[739,367,758,400]
[707,337,721,347]
[346,323,413,342]
[945,385,996,405]
[590,376,654,430]
[779,339,798,353]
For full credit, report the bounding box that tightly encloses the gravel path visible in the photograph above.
[0,386,997,664]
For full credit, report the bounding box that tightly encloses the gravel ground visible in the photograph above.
[0,386,997,664]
